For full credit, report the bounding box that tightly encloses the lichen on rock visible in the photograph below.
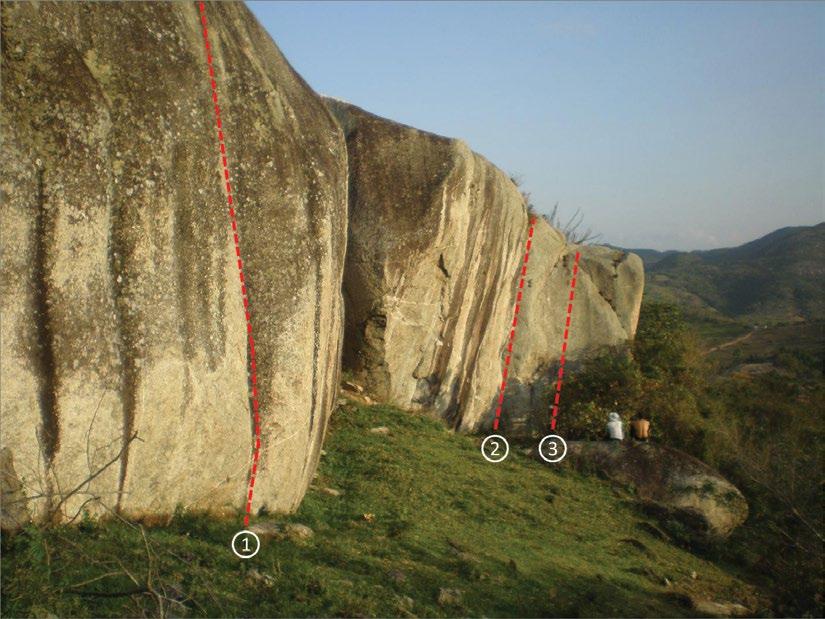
[0,1,347,524]
[564,441,749,538]
[326,99,645,433]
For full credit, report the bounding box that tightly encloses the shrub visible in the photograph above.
[702,376,824,615]
[634,381,704,452]
[560,304,704,447]
[633,302,700,384]
[555,347,641,440]
[564,401,613,440]
[564,347,643,410]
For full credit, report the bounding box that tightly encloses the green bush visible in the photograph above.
[564,401,614,440]
[564,348,643,409]
[634,381,704,452]
[559,349,640,440]
[702,375,824,616]
[554,299,824,614]
[634,302,703,385]
[560,303,703,447]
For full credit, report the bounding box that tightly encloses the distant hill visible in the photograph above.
[622,248,679,267]
[623,223,825,323]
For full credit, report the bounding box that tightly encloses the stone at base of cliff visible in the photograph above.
[691,597,751,617]
[562,441,748,539]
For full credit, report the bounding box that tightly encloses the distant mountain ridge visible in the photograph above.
[620,223,825,323]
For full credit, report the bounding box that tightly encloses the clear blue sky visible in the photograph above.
[249,1,824,250]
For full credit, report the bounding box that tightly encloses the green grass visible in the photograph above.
[1,402,758,617]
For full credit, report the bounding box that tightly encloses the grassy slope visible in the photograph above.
[1,403,757,618]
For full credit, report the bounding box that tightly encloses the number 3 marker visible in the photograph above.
[538,434,567,463]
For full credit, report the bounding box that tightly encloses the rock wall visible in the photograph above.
[1,1,644,527]
[328,100,644,433]
[327,99,531,431]
[505,242,644,435]
[0,2,347,524]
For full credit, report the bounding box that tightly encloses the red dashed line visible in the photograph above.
[550,251,581,431]
[492,217,537,432]
[197,2,262,528]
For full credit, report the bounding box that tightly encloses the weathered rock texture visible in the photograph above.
[505,243,644,435]
[327,100,644,433]
[327,99,529,431]
[1,2,347,524]
[1,448,29,531]
[565,441,749,538]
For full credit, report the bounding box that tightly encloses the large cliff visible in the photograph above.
[1,2,643,528]
[327,100,643,434]
[1,2,347,524]
[327,99,529,430]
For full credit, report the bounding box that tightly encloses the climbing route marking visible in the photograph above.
[550,251,581,431]
[197,1,263,529]
[491,216,537,432]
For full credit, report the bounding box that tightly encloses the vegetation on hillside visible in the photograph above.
[2,402,758,618]
[561,300,824,616]
[562,303,705,453]
[633,223,825,324]
[3,220,821,617]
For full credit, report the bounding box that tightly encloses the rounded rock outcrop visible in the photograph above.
[326,99,644,433]
[1,1,347,524]
[564,441,749,538]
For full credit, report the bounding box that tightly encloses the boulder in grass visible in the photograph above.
[342,381,364,394]
[325,99,644,435]
[437,588,463,607]
[1,1,347,525]
[690,597,751,617]
[563,441,748,539]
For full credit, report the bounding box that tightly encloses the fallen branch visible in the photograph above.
[50,432,139,518]
[72,586,149,598]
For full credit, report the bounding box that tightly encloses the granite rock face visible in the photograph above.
[504,243,644,435]
[1,1,347,524]
[1,1,645,528]
[327,99,529,430]
[327,100,644,433]
[0,448,29,531]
